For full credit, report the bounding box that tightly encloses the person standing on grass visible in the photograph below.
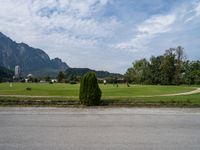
[103,80,107,85]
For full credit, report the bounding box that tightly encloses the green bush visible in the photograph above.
[79,72,102,106]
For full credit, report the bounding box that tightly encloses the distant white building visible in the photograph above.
[14,66,21,78]
[51,79,58,83]
[25,79,29,83]
[40,80,46,83]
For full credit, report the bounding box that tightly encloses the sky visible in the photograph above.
[0,0,200,73]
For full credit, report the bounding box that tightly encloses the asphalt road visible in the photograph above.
[0,107,200,150]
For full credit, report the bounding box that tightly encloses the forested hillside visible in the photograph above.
[0,66,13,82]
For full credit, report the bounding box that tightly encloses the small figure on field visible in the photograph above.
[112,77,118,87]
[127,82,130,87]
[103,80,107,85]
[26,87,32,91]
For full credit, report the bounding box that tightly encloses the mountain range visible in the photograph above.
[0,32,122,78]
[65,68,123,79]
[0,32,69,77]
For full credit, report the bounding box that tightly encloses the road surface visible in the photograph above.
[0,107,200,150]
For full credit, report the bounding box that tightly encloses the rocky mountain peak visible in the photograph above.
[0,32,69,77]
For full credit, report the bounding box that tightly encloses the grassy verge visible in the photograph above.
[0,83,195,96]
[0,97,79,107]
[101,93,200,107]
[0,93,199,107]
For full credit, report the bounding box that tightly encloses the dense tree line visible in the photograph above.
[0,66,14,82]
[55,68,123,83]
[125,46,200,85]
[65,68,122,79]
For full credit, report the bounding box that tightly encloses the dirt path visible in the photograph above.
[160,88,200,96]
[121,87,200,98]
[0,88,199,98]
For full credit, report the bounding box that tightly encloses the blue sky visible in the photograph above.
[0,0,199,73]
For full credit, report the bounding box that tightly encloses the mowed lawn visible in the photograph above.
[0,83,196,97]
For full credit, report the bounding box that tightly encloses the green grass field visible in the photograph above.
[0,83,196,97]
[0,83,199,107]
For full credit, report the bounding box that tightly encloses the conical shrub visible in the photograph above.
[79,72,102,106]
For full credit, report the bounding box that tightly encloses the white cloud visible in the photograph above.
[184,1,200,22]
[0,0,199,73]
[195,2,200,15]
[138,15,176,35]
[0,0,118,44]
[114,14,176,52]
[0,0,119,55]
[57,0,109,17]
[0,0,124,72]
[113,1,200,54]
